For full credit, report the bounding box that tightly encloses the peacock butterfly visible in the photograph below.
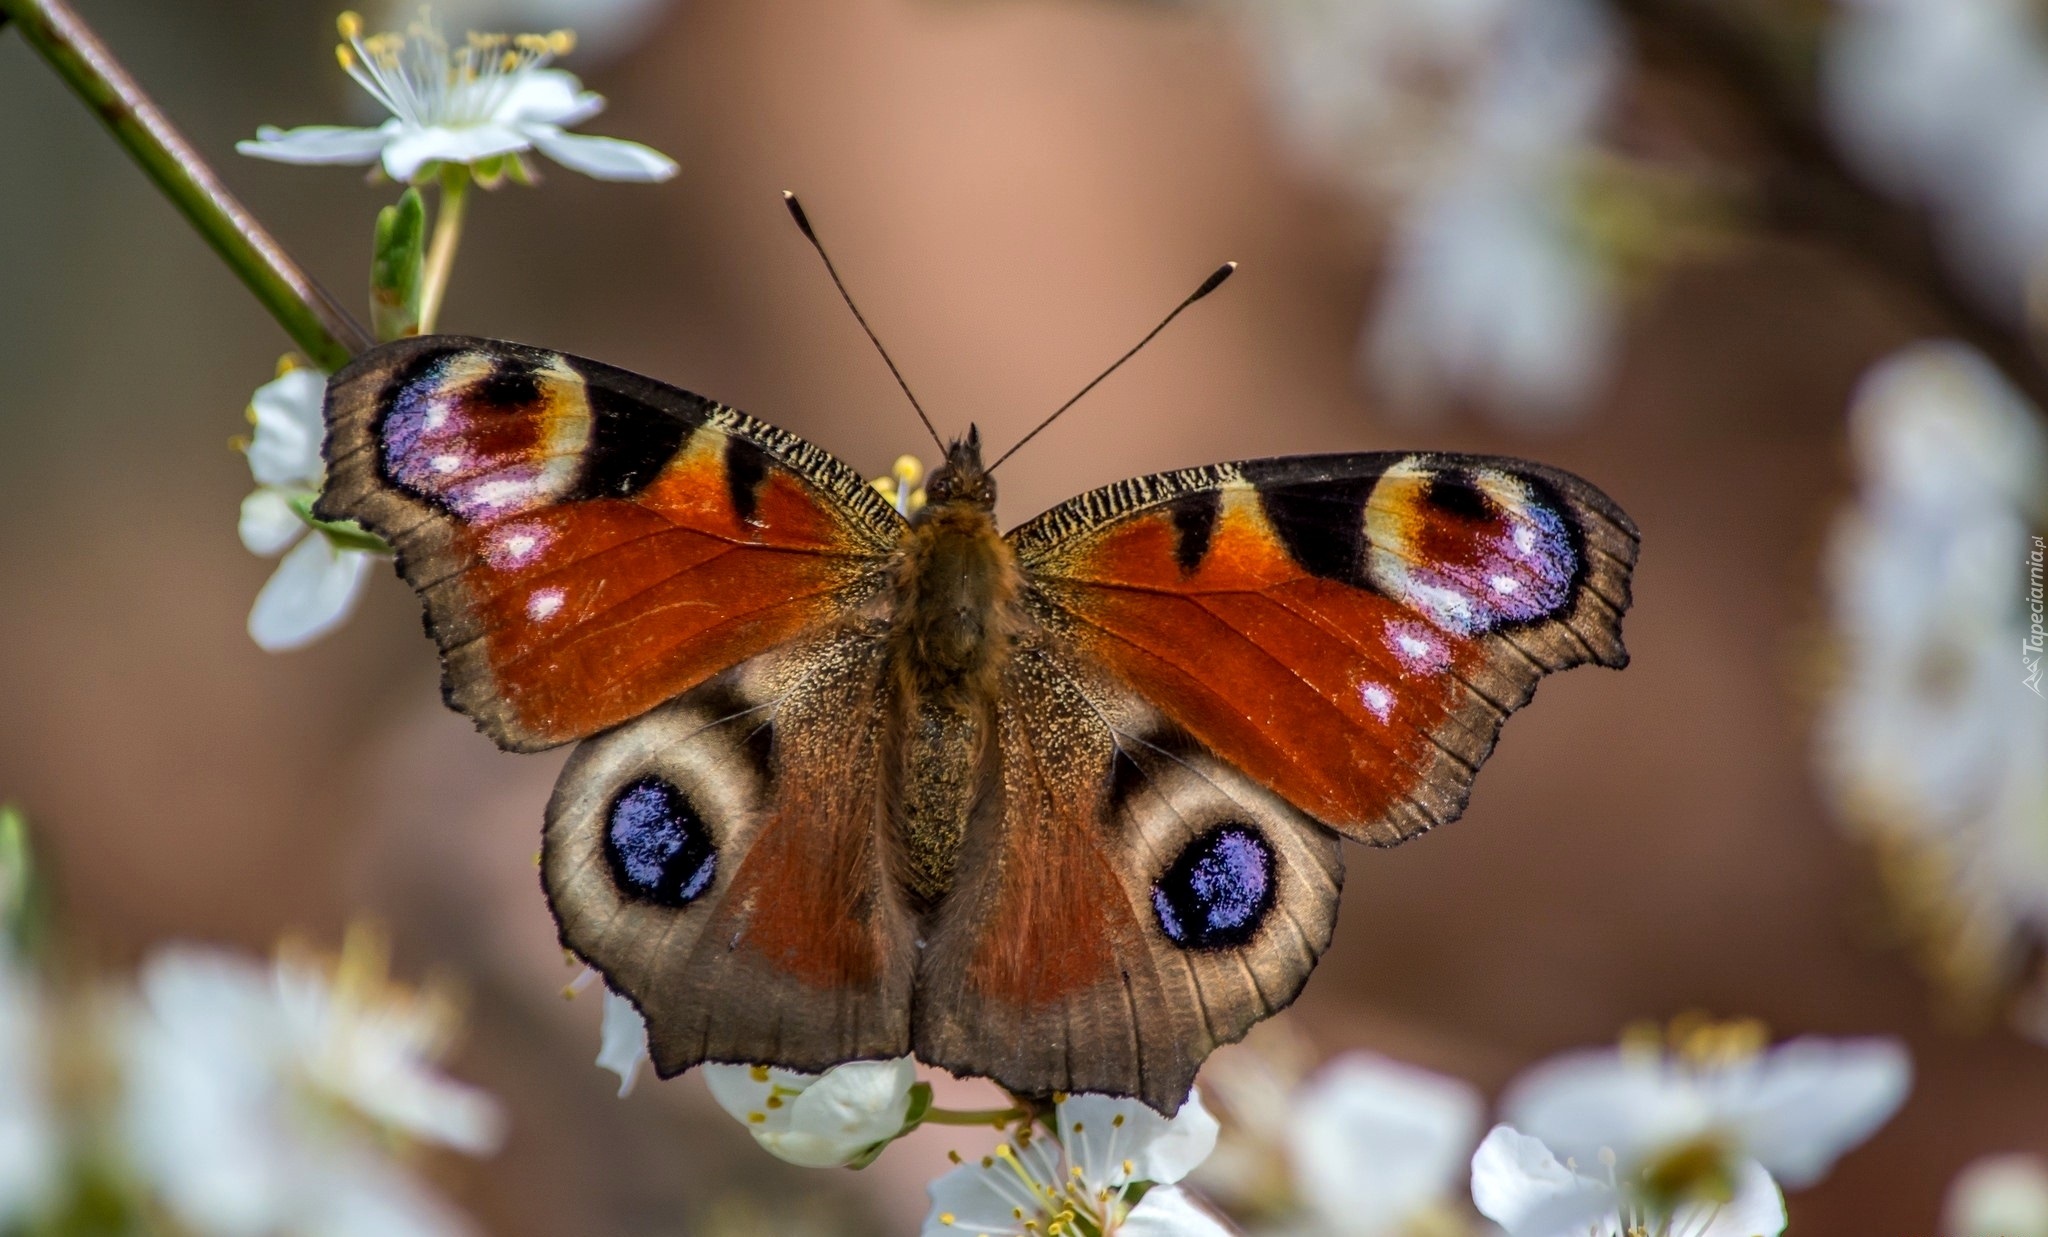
[315,201,1637,1114]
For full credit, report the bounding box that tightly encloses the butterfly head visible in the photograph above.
[922,425,996,514]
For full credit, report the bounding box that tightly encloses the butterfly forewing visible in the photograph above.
[1008,452,1637,846]
[317,336,903,751]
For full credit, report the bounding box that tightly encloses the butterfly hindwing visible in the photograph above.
[317,336,902,752]
[1009,452,1637,846]
[913,638,1343,1113]
[543,629,919,1074]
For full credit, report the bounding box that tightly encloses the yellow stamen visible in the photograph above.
[337,10,363,38]
[548,29,575,55]
[749,1064,771,1083]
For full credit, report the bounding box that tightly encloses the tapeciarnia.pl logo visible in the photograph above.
[2027,534,2045,698]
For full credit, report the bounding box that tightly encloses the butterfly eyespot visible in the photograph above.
[603,775,717,906]
[1150,823,1276,950]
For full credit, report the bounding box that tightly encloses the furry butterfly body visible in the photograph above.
[318,334,1638,1113]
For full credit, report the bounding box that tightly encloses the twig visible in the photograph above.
[0,0,372,370]
[1611,0,2048,409]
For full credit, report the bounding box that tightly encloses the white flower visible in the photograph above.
[237,11,676,184]
[1286,1052,1484,1236]
[1822,0,2048,314]
[1500,1023,1910,1197]
[239,366,377,652]
[922,1091,1225,1237]
[595,987,647,1098]
[1367,168,1613,425]
[705,1057,919,1169]
[0,950,59,1225]
[119,932,503,1237]
[1817,341,2048,1032]
[1945,1153,2048,1237]
[1471,1124,1786,1237]
[1240,0,1622,423]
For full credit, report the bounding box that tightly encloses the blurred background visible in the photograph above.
[1,0,2045,1233]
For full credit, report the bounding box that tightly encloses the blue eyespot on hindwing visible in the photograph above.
[604,775,717,906]
[1151,823,1276,950]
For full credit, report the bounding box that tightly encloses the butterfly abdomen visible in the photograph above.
[883,476,1023,908]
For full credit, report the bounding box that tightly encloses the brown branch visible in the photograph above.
[1,0,372,369]
[1613,0,2048,409]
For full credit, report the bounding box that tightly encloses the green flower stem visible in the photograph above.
[417,165,472,334]
[921,1106,1030,1128]
[0,0,371,370]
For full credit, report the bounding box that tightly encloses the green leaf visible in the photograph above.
[285,493,393,555]
[0,804,50,956]
[370,187,426,342]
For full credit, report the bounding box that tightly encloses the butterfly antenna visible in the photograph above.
[782,191,945,452]
[987,262,1237,474]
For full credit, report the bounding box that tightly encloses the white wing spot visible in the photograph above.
[526,588,565,621]
[431,453,462,474]
[1491,575,1521,595]
[1358,681,1395,722]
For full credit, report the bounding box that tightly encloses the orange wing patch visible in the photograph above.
[1015,454,1636,844]
[1035,487,1473,830]
[318,336,903,751]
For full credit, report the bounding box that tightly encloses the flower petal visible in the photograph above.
[759,1058,916,1168]
[1687,1158,1787,1237]
[239,490,305,557]
[0,953,59,1224]
[1290,1052,1483,1232]
[380,125,533,183]
[236,123,395,166]
[1470,1124,1595,1232]
[595,990,647,1098]
[1944,1153,2048,1237]
[703,1062,812,1135]
[520,125,678,181]
[1501,1047,1710,1169]
[922,1161,1031,1236]
[246,368,330,488]
[248,537,372,652]
[1054,1091,1218,1190]
[1720,1037,1911,1188]
[1118,1185,1235,1237]
[494,68,606,127]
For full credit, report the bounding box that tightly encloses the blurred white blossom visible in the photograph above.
[1242,0,1623,424]
[706,1057,919,1169]
[1945,1153,2048,1237]
[0,950,59,1226]
[1471,1123,1785,1237]
[239,365,376,652]
[595,987,647,1098]
[1500,1019,1910,1203]
[119,930,503,1237]
[1817,341,2048,1033]
[923,1091,1225,1237]
[238,11,676,184]
[1200,1040,1483,1236]
[384,0,675,63]
[1823,0,2048,316]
